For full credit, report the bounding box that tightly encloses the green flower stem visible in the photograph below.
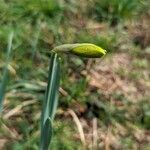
[40,52,60,150]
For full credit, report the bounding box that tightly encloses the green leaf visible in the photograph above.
[41,52,60,124]
[40,117,53,150]
[40,52,60,150]
[0,32,13,113]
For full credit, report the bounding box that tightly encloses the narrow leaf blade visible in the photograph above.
[0,32,13,112]
[40,117,53,150]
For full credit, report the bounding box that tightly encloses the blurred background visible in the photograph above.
[0,0,150,149]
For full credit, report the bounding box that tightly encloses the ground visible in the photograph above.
[0,0,150,149]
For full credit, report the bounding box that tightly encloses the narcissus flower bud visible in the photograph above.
[53,43,106,58]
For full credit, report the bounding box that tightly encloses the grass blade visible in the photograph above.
[0,32,13,113]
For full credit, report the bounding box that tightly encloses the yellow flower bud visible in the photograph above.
[53,43,106,58]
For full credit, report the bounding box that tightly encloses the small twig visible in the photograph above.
[104,127,111,150]
[59,87,78,102]
[68,109,86,149]
[1,122,20,140]
[93,118,98,149]
[59,87,68,96]
[3,100,37,119]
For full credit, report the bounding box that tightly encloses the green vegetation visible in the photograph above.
[40,52,60,150]
[0,0,150,149]
[0,32,13,112]
[91,0,147,24]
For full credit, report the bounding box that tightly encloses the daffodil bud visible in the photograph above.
[53,43,106,58]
